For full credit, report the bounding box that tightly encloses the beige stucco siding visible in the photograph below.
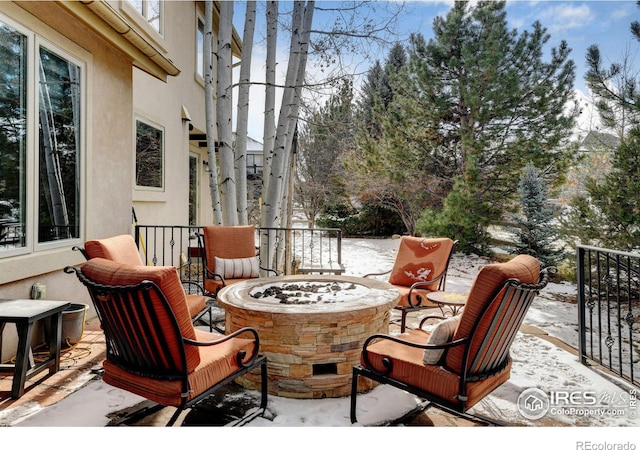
[0,2,134,309]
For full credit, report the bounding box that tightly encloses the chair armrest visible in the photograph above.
[406,273,446,307]
[360,333,467,376]
[183,326,261,368]
[203,266,226,284]
[181,280,206,295]
[363,269,391,278]
[260,266,278,277]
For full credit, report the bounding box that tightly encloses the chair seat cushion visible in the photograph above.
[362,328,511,409]
[204,276,256,295]
[102,329,256,407]
[393,285,439,309]
[185,294,207,318]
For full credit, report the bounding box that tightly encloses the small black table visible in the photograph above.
[0,299,70,398]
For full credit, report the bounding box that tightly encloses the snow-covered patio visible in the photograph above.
[2,238,638,446]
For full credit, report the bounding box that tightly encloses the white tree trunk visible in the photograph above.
[204,1,222,225]
[234,1,256,225]
[261,1,314,229]
[216,0,237,225]
[262,0,278,199]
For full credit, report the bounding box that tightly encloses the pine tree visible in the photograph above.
[562,128,640,251]
[368,1,577,252]
[510,163,565,267]
[562,2,640,251]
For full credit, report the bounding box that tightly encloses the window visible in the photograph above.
[0,17,84,256]
[126,0,162,34]
[188,153,198,226]
[196,16,204,79]
[135,118,164,190]
[246,153,263,178]
[38,47,81,243]
[0,21,27,252]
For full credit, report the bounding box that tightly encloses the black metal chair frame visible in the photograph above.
[365,240,458,333]
[65,265,268,427]
[351,268,551,425]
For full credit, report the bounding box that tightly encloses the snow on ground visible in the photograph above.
[7,238,640,447]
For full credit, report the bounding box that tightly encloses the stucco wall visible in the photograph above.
[0,2,135,355]
[132,1,216,227]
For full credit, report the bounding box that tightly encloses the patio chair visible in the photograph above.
[64,258,268,426]
[198,225,276,297]
[364,236,457,332]
[73,234,216,331]
[351,254,550,425]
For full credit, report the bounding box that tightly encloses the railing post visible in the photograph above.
[577,246,587,365]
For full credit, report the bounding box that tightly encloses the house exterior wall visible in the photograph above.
[0,2,134,302]
[0,1,178,357]
[0,1,235,361]
[131,1,216,228]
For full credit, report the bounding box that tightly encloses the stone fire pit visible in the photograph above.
[216,275,400,399]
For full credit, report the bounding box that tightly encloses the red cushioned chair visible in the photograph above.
[65,258,268,426]
[74,234,215,331]
[351,254,551,425]
[365,236,457,332]
[198,225,276,297]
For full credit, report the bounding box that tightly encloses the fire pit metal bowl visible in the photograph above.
[216,274,400,399]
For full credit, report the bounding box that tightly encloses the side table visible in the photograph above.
[0,299,70,398]
[426,291,467,317]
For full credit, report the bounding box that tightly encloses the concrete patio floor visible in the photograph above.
[0,309,585,427]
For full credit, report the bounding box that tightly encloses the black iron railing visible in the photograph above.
[578,245,640,387]
[0,221,24,249]
[133,225,345,282]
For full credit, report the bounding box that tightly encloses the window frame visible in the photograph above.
[0,14,86,259]
[196,13,205,83]
[134,115,165,192]
[122,0,164,38]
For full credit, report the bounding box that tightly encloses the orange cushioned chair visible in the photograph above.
[75,234,213,330]
[65,258,267,426]
[199,225,276,297]
[351,254,551,425]
[365,236,457,332]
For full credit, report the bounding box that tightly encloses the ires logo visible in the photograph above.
[517,388,634,421]
[550,391,597,405]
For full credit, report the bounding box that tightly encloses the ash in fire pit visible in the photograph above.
[250,281,362,305]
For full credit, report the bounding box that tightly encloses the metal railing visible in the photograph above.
[258,227,344,275]
[0,221,24,249]
[133,225,345,282]
[577,245,640,387]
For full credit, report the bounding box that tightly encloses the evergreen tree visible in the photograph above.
[510,163,565,267]
[296,79,355,225]
[561,2,640,252]
[561,128,640,251]
[346,42,422,234]
[355,1,577,252]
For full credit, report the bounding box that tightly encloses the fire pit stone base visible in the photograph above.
[218,275,399,399]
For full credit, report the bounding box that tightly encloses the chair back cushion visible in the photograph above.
[445,254,539,373]
[388,237,454,290]
[203,225,257,277]
[80,258,200,372]
[84,234,143,266]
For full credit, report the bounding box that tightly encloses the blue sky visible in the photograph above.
[233,1,640,139]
